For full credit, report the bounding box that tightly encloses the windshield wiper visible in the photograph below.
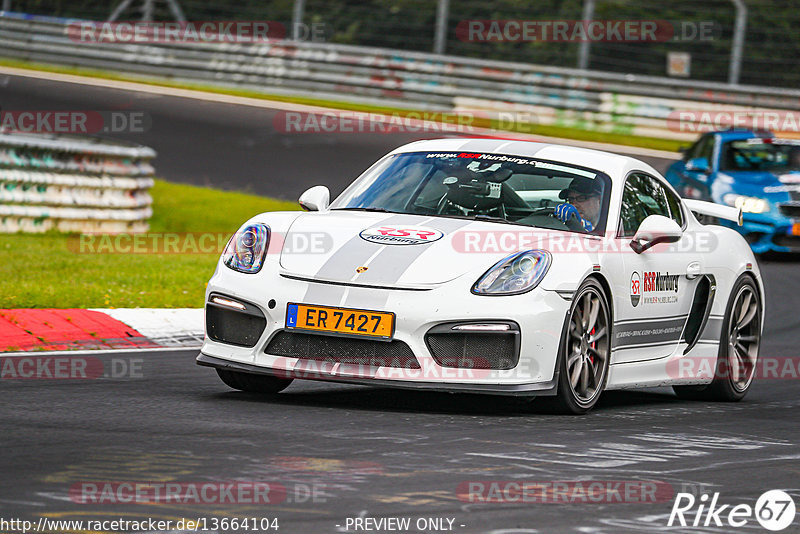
[470,214,511,223]
[435,213,526,227]
[331,207,399,213]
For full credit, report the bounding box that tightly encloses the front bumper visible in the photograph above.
[197,353,559,395]
[726,217,800,254]
[198,263,570,395]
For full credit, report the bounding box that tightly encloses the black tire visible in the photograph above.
[540,278,612,414]
[216,369,293,394]
[673,275,761,402]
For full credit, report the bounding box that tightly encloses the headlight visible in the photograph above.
[472,250,551,295]
[222,223,270,273]
[723,194,769,214]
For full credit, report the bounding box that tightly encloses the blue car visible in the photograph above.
[666,129,800,253]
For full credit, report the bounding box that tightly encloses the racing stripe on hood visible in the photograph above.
[453,138,513,152]
[342,217,472,308]
[301,214,408,303]
[492,140,553,157]
[352,217,471,285]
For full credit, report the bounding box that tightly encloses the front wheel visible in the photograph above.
[673,275,761,401]
[216,369,293,394]
[542,278,612,414]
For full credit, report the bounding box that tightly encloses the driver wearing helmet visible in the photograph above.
[554,176,602,232]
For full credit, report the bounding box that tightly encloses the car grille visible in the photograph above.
[779,202,800,218]
[425,332,519,370]
[265,331,420,368]
[206,299,267,348]
[772,234,800,250]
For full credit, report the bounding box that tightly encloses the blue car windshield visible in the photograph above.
[329,151,611,233]
[720,138,800,172]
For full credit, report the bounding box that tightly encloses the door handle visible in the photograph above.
[686,262,701,280]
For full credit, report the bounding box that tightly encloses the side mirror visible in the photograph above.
[630,215,683,254]
[685,157,710,173]
[298,186,330,212]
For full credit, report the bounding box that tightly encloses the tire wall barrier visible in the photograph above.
[0,132,155,233]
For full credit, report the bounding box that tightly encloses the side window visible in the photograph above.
[685,138,703,161]
[699,135,715,162]
[686,135,713,162]
[618,174,672,237]
[664,186,685,227]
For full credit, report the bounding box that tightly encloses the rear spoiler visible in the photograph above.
[684,199,743,226]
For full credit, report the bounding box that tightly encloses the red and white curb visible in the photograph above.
[0,308,203,353]
[93,308,204,348]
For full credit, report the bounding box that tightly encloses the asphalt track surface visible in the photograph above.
[2,73,800,533]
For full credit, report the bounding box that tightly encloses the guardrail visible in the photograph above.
[0,130,155,233]
[3,13,800,142]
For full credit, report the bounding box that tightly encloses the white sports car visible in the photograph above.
[197,138,764,413]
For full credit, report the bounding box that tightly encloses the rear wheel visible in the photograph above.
[542,278,611,414]
[673,275,761,401]
[216,369,293,394]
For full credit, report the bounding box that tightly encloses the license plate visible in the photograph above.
[285,303,394,339]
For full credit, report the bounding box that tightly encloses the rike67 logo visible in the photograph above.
[360,226,444,245]
[669,490,796,531]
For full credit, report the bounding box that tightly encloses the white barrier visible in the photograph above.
[0,131,156,233]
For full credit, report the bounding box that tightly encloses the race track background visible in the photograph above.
[2,73,799,533]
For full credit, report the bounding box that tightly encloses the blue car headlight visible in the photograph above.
[723,194,769,214]
[222,223,270,273]
[472,250,551,295]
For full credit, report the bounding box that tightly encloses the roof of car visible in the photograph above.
[712,128,774,141]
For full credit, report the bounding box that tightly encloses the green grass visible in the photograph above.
[0,180,299,308]
[0,58,684,153]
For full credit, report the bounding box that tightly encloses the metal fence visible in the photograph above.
[6,0,800,89]
[0,129,155,233]
[3,13,800,142]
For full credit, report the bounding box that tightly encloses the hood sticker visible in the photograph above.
[359,226,445,245]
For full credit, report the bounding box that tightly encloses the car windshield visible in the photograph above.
[720,138,800,172]
[329,151,611,233]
